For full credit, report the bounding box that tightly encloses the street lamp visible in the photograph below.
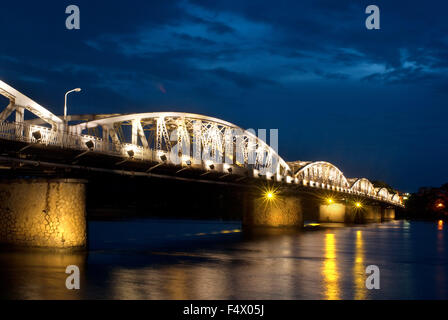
[64,88,82,122]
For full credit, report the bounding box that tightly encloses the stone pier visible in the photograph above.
[318,203,384,223]
[243,193,303,228]
[319,203,346,223]
[382,207,396,221]
[355,205,382,223]
[0,179,87,248]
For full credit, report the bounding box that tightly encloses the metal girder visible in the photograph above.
[350,178,376,197]
[70,112,291,177]
[293,161,350,189]
[0,80,63,129]
[0,80,403,206]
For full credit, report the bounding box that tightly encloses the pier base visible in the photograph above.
[0,179,87,248]
[318,203,384,223]
[382,207,395,221]
[346,205,382,223]
[243,194,303,228]
[319,203,346,223]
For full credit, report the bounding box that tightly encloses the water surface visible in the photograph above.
[0,219,446,299]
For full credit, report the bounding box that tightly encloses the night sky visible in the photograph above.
[0,1,447,192]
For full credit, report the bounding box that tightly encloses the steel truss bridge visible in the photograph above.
[0,80,403,207]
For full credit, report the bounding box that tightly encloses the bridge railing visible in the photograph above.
[0,121,158,162]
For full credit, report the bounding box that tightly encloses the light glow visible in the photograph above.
[323,233,339,300]
[306,223,320,227]
[259,184,280,202]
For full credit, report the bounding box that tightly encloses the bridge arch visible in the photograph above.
[0,80,63,129]
[71,112,291,179]
[350,178,376,197]
[292,161,350,190]
[391,193,400,203]
[376,187,390,200]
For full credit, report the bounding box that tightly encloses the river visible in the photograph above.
[0,219,446,299]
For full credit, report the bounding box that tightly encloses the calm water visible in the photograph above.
[0,219,446,300]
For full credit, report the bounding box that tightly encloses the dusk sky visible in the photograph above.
[0,0,447,192]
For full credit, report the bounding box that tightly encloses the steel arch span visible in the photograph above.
[350,178,376,197]
[376,187,391,200]
[0,80,404,206]
[71,112,291,179]
[391,193,400,203]
[289,161,350,191]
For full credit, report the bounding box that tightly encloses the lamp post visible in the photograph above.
[64,88,82,123]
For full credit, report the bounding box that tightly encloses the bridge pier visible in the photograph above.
[381,207,395,221]
[345,205,382,223]
[319,203,346,223]
[243,193,303,228]
[318,203,385,224]
[0,179,87,249]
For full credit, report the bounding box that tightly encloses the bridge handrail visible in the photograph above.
[0,121,157,161]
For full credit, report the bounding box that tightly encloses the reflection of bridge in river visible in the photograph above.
[0,80,403,249]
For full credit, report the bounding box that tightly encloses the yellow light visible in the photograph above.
[355,202,362,208]
[436,203,444,208]
[438,220,443,231]
[323,233,339,300]
[306,223,320,227]
[260,185,279,202]
[327,198,333,204]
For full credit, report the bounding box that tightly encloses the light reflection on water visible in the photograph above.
[354,230,366,300]
[322,233,339,300]
[0,219,447,300]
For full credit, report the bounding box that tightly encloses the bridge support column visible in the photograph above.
[0,179,87,249]
[346,205,382,223]
[243,193,303,228]
[382,207,395,221]
[319,203,346,223]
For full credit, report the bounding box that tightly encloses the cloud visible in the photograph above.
[156,83,167,94]
[207,67,277,89]
[189,16,236,34]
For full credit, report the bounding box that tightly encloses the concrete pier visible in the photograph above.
[243,193,303,228]
[318,203,385,223]
[0,179,87,248]
[382,207,396,221]
[358,205,382,223]
[319,203,346,223]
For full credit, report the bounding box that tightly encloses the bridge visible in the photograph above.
[0,80,403,249]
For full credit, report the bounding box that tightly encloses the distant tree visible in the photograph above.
[403,183,448,220]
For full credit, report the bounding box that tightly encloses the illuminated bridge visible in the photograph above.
[0,80,403,248]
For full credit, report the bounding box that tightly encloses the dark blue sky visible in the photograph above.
[0,1,447,192]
